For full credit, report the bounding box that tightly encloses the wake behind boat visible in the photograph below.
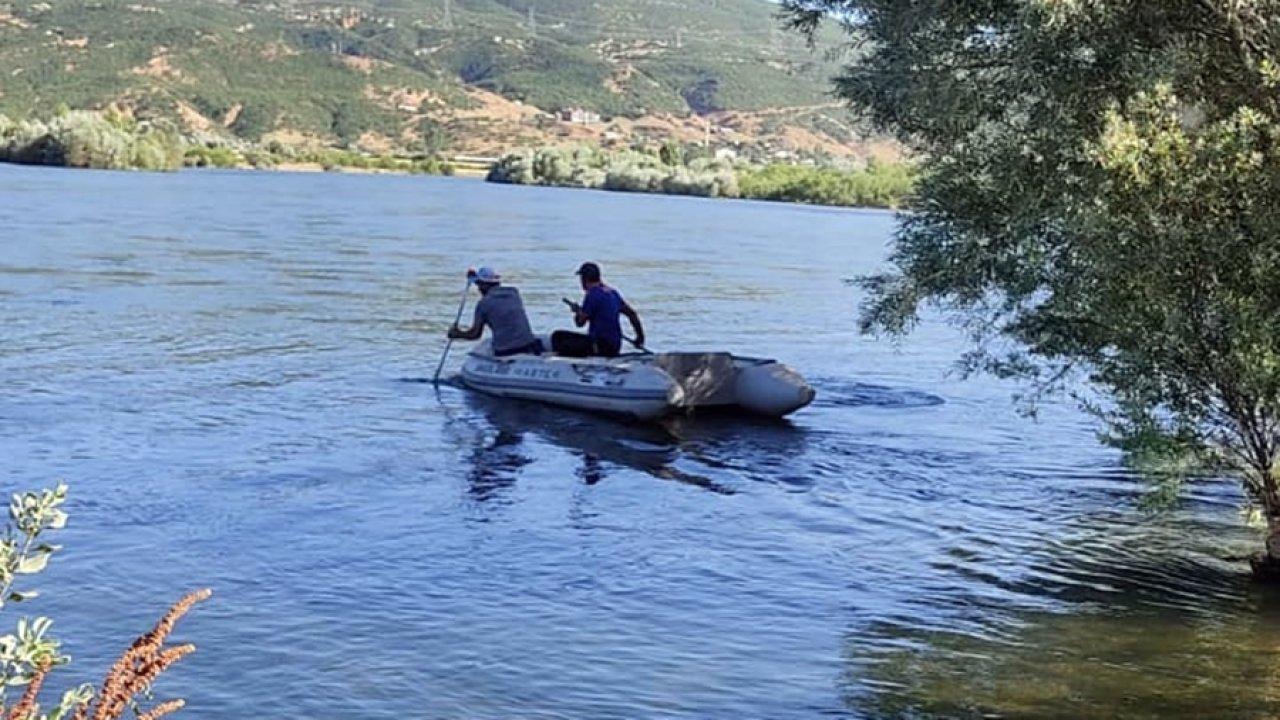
[461,339,816,421]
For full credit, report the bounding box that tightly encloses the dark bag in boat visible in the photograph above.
[551,331,619,358]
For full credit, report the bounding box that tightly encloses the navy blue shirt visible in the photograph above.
[582,285,624,350]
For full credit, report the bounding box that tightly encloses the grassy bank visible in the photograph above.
[487,145,915,209]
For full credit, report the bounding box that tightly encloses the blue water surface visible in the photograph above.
[0,166,1266,719]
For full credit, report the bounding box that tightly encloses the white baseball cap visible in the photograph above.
[472,266,501,283]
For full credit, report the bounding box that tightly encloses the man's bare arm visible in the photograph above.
[621,301,645,347]
[448,324,484,340]
[448,307,485,340]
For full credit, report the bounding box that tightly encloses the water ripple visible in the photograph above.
[0,166,1261,720]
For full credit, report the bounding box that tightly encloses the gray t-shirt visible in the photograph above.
[473,285,537,353]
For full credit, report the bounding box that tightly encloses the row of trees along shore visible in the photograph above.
[0,108,910,209]
[486,144,915,209]
[0,110,451,175]
[0,111,184,171]
[781,0,1280,576]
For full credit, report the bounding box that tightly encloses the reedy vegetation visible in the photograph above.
[488,144,914,208]
[782,1,1280,571]
[0,485,209,720]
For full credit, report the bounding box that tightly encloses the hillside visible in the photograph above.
[0,0,890,159]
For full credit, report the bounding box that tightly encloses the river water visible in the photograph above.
[2,165,1277,719]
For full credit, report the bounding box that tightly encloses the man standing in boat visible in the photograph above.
[447,266,544,356]
[553,262,645,358]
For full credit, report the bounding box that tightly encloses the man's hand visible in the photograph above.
[633,333,646,349]
[447,324,464,340]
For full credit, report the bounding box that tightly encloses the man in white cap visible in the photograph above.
[447,266,543,356]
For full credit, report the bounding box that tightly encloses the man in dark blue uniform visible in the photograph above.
[552,262,646,358]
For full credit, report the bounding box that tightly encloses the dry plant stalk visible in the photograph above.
[135,699,185,720]
[81,588,211,720]
[69,588,213,720]
[3,589,210,720]
[5,662,51,720]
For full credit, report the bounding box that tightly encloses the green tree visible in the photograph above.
[782,1,1280,575]
[230,103,277,142]
[415,117,451,156]
[658,140,684,167]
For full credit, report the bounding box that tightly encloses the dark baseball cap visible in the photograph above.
[575,262,602,281]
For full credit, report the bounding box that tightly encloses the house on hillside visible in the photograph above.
[560,107,601,125]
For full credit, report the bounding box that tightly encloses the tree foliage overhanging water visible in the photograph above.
[782,0,1280,572]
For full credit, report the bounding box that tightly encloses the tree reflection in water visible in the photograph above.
[844,509,1279,719]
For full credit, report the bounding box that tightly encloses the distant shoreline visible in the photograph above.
[485,146,915,210]
[0,157,904,211]
[193,160,490,178]
[2,112,908,208]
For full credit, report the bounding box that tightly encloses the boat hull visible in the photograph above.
[734,360,817,417]
[458,343,816,421]
[461,349,681,421]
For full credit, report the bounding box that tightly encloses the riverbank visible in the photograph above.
[486,145,915,209]
[0,110,184,170]
[2,111,911,207]
[0,110,455,176]
[183,145,453,176]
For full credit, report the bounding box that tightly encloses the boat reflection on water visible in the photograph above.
[455,391,813,497]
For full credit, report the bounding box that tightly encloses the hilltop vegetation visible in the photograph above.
[0,0,869,157]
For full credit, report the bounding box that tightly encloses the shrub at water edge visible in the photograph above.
[488,144,912,207]
[737,162,915,209]
[489,145,748,201]
[0,112,184,171]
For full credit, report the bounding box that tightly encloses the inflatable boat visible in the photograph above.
[460,339,815,420]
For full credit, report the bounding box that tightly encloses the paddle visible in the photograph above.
[433,269,476,385]
[623,335,654,355]
[561,297,654,355]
